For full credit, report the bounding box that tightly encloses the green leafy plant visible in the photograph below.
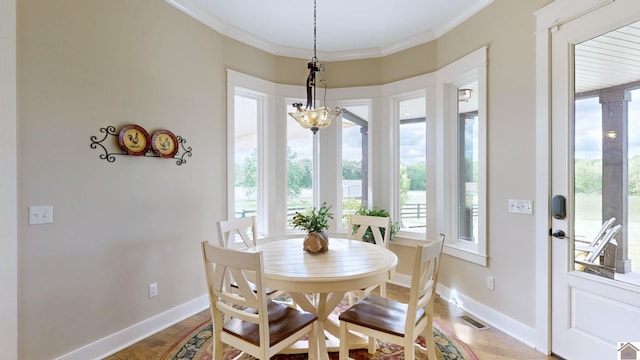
[291,202,334,233]
[354,206,400,241]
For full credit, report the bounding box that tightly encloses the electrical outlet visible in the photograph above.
[29,205,54,225]
[486,275,495,291]
[149,282,158,298]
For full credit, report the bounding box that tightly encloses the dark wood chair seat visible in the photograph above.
[223,299,317,347]
[338,294,424,338]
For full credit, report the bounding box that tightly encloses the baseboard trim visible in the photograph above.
[55,295,209,360]
[57,278,537,359]
[391,273,536,348]
[436,284,537,348]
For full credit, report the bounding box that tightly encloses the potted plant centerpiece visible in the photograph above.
[291,202,334,253]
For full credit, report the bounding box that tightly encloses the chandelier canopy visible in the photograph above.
[288,0,342,134]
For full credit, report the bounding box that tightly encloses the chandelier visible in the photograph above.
[288,0,342,134]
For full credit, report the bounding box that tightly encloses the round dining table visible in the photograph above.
[253,237,398,360]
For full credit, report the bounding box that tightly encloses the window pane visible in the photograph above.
[399,97,427,230]
[341,106,369,227]
[234,94,258,219]
[287,106,314,229]
[573,96,603,243]
[458,83,478,243]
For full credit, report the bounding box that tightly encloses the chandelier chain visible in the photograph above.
[287,0,341,134]
[313,0,318,63]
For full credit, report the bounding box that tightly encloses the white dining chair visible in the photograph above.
[217,216,257,249]
[201,241,318,359]
[347,214,391,304]
[338,234,445,360]
[217,216,286,300]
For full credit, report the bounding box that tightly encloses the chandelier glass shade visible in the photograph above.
[289,103,342,134]
[287,0,341,134]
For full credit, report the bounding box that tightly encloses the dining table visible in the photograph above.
[252,236,398,360]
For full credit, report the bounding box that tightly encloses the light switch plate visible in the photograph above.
[29,205,54,225]
[508,199,533,215]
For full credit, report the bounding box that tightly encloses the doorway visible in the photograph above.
[543,0,640,358]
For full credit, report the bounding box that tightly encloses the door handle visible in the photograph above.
[549,229,566,239]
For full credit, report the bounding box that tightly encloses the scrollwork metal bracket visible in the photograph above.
[90,126,192,166]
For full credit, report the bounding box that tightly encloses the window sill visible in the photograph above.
[392,237,488,267]
[396,229,427,241]
[391,237,427,248]
[443,242,488,266]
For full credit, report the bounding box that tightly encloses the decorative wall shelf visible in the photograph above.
[90,125,192,166]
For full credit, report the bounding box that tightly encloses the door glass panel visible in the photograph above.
[573,21,640,286]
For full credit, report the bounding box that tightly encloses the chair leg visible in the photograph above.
[212,312,224,360]
[367,335,376,354]
[212,328,223,360]
[425,319,436,360]
[339,322,350,360]
[403,337,415,360]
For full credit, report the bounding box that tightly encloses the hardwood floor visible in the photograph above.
[105,283,557,360]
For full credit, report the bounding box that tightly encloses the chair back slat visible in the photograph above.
[217,216,257,249]
[348,214,391,248]
[216,299,260,324]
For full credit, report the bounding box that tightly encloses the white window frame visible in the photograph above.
[334,98,374,233]
[227,70,290,235]
[392,91,428,237]
[437,46,488,266]
[371,73,436,243]
[227,86,267,230]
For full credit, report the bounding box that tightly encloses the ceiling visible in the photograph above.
[166,0,494,61]
[575,20,640,93]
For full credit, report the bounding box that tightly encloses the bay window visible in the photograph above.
[227,47,487,261]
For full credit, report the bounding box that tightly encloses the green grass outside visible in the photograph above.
[236,188,638,269]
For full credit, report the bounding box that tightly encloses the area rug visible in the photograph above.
[160,298,478,360]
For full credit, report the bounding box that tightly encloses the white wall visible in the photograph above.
[0,0,17,358]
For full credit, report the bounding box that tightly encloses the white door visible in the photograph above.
[551,1,640,359]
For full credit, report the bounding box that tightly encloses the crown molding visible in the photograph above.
[167,0,494,61]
